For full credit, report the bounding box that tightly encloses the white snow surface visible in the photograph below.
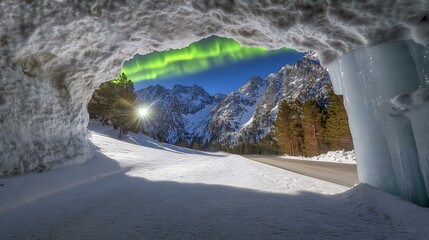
[283,150,356,164]
[1,123,429,239]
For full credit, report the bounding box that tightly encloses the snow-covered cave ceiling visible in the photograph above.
[1,0,429,206]
[2,0,429,84]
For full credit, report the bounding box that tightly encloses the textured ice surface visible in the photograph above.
[0,67,94,176]
[0,1,429,176]
[329,40,429,206]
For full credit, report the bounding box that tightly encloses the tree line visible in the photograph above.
[226,89,353,156]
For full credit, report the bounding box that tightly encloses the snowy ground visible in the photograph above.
[282,150,356,164]
[0,123,428,239]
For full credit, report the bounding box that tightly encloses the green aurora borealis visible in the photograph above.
[122,36,292,82]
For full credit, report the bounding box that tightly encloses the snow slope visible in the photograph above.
[1,124,428,239]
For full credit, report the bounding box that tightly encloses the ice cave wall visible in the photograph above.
[0,0,429,204]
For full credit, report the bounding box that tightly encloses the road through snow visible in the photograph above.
[244,155,358,187]
[0,124,427,239]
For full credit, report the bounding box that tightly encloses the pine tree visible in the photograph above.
[192,141,202,150]
[285,100,305,155]
[274,100,303,155]
[88,73,138,139]
[260,134,277,154]
[301,100,323,157]
[176,140,189,148]
[110,73,138,139]
[214,142,223,152]
[324,91,353,150]
[87,81,116,124]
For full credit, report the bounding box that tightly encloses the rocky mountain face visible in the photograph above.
[136,52,331,149]
[136,84,225,143]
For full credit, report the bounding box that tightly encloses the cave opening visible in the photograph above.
[87,35,353,158]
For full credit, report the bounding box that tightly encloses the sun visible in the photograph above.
[137,107,150,118]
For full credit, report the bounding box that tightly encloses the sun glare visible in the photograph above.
[138,107,150,118]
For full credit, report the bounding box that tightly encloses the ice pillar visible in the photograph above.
[393,42,429,205]
[328,40,429,206]
[328,50,400,196]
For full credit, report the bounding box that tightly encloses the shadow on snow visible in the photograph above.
[0,151,416,240]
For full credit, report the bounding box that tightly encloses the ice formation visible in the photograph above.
[1,1,429,205]
[328,40,429,206]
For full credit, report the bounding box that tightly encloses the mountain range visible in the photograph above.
[136,52,331,150]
